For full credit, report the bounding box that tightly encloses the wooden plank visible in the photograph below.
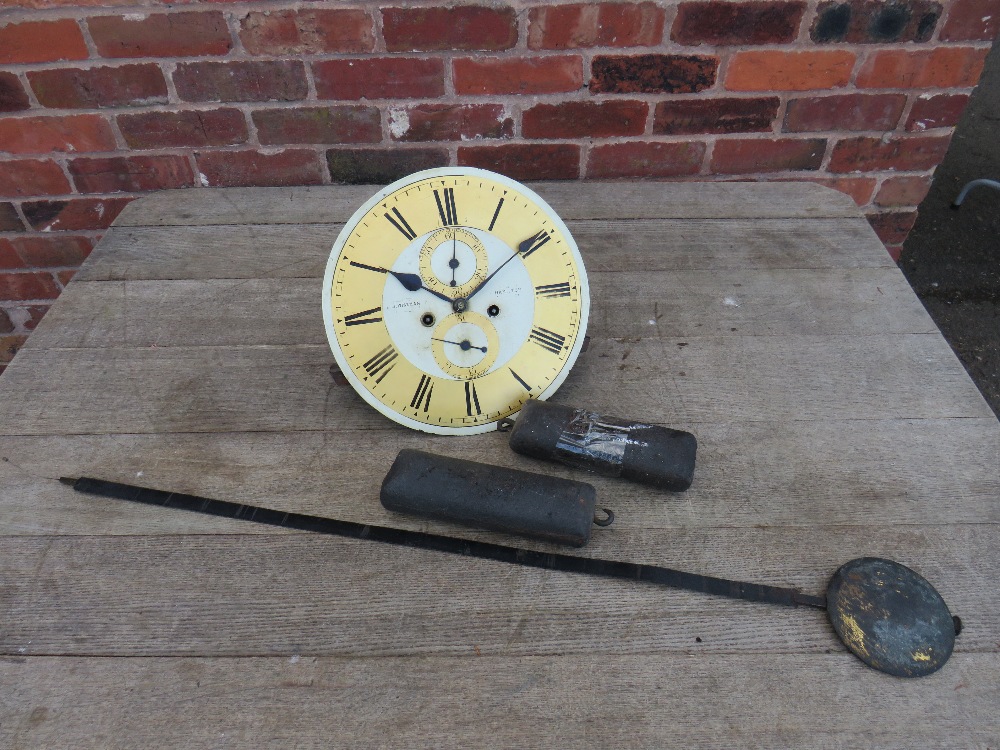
[76,218,889,283]
[0,418,996,537]
[1,653,996,749]
[22,268,934,351]
[0,334,992,437]
[0,525,993,657]
[111,182,861,228]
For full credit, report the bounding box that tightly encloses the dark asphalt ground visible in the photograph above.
[901,40,1000,419]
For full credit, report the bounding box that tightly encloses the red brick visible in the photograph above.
[0,160,71,198]
[673,1,805,45]
[0,115,117,155]
[783,94,907,132]
[0,19,88,64]
[313,58,444,100]
[810,0,941,43]
[0,239,23,269]
[0,334,29,364]
[941,0,1000,40]
[69,155,195,193]
[195,150,324,188]
[8,235,93,267]
[57,270,76,286]
[454,56,583,96]
[0,203,24,232]
[857,47,988,88]
[253,106,381,145]
[239,9,375,55]
[653,97,779,135]
[327,148,449,184]
[785,176,878,206]
[591,54,717,94]
[711,138,826,173]
[726,51,855,91]
[88,12,232,58]
[906,93,971,131]
[459,144,581,180]
[875,175,933,206]
[389,104,513,142]
[528,3,665,49]
[0,73,30,113]
[0,308,11,334]
[0,272,60,301]
[383,6,517,51]
[174,61,308,103]
[829,135,951,172]
[867,210,918,245]
[23,198,131,232]
[588,141,706,178]
[28,64,168,109]
[523,101,647,138]
[118,109,248,149]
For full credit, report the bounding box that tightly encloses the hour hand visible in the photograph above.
[389,271,453,303]
[518,230,547,255]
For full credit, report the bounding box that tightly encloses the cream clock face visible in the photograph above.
[322,167,590,435]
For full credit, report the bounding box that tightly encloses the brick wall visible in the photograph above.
[1,0,997,374]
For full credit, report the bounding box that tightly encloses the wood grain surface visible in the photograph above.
[0,182,996,749]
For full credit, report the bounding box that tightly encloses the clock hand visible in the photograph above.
[389,270,454,304]
[449,233,458,287]
[464,231,544,303]
[431,337,487,353]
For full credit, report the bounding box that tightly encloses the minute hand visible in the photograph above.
[464,232,545,302]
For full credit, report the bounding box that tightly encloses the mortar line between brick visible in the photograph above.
[15,71,42,109]
[897,93,920,134]
[76,16,99,60]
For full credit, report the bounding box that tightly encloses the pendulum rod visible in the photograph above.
[62,477,828,610]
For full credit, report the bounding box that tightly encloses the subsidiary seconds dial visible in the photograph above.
[322,167,590,435]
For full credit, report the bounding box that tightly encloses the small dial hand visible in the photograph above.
[464,231,545,303]
[389,270,454,303]
[431,337,487,353]
[449,234,458,287]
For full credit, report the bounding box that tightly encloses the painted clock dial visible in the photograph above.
[322,167,590,435]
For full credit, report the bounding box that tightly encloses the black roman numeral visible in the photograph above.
[509,369,531,392]
[520,230,551,258]
[344,307,382,326]
[350,261,388,274]
[362,345,397,383]
[529,326,566,354]
[411,375,433,412]
[535,282,571,298]
[434,188,458,226]
[465,380,481,416]
[385,207,417,240]
[488,197,504,231]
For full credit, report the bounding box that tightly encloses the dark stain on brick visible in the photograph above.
[0,203,23,232]
[22,201,65,228]
[591,54,717,94]
[326,148,448,184]
[811,0,940,42]
[916,10,940,40]
[0,73,29,112]
[870,4,911,40]
[812,3,852,41]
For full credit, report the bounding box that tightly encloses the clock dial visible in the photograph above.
[322,167,590,435]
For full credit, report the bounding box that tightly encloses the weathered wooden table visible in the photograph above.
[1,183,997,747]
